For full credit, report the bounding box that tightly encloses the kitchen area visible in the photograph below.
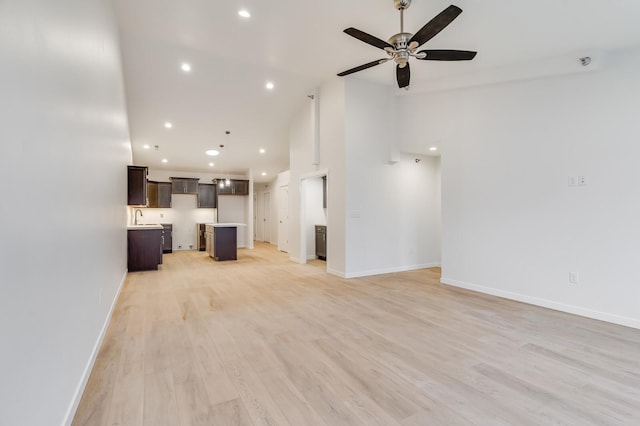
[127,166,251,271]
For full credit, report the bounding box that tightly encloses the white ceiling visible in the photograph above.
[113,0,640,182]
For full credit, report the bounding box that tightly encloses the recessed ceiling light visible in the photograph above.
[205,149,220,156]
[164,122,173,129]
[429,147,438,151]
[261,172,267,176]
[209,162,214,167]
[265,81,274,90]
[259,148,266,154]
[161,158,168,163]
[238,9,251,18]
[181,63,191,72]
[143,144,150,149]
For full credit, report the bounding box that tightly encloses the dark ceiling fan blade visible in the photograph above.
[408,5,462,49]
[396,63,410,88]
[337,58,390,77]
[417,49,477,61]
[344,27,394,50]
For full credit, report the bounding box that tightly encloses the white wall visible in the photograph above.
[218,195,248,248]
[0,1,132,424]
[401,47,640,328]
[288,77,442,278]
[343,78,442,277]
[289,79,346,274]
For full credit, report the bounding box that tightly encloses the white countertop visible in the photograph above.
[205,223,246,227]
[127,224,164,230]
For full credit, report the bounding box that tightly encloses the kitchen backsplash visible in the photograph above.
[129,194,216,251]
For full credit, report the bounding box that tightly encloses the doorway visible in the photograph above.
[254,191,273,243]
[299,170,328,265]
[278,185,289,252]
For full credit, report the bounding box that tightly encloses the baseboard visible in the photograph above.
[306,254,317,260]
[63,269,128,426]
[344,262,441,279]
[327,267,346,278]
[440,277,640,330]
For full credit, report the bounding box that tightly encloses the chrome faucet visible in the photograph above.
[134,209,143,225]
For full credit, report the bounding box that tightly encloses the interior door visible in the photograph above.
[277,185,289,252]
[263,191,271,243]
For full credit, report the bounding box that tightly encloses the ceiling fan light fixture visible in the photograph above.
[337,3,476,89]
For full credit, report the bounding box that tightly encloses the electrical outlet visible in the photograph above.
[577,176,587,186]
[189,244,193,249]
[568,176,577,186]
[569,272,579,284]
[178,244,182,249]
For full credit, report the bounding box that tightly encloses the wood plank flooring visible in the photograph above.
[73,242,640,425]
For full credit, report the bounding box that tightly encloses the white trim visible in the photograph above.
[307,254,317,260]
[327,267,346,278]
[299,169,329,180]
[440,277,640,330]
[63,269,128,426]
[343,262,441,279]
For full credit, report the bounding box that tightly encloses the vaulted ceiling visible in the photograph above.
[113,0,640,182]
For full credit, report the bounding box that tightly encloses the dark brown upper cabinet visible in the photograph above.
[215,179,249,196]
[147,181,172,208]
[127,165,148,206]
[197,183,217,208]
[170,177,199,194]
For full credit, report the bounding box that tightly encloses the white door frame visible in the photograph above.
[277,184,289,252]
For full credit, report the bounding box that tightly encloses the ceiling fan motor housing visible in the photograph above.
[394,0,411,10]
[387,32,413,66]
[388,32,412,50]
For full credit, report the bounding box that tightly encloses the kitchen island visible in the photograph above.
[205,223,246,261]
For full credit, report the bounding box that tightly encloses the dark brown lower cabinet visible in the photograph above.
[315,225,326,261]
[213,226,237,261]
[128,229,163,271]
[161,224,172,253]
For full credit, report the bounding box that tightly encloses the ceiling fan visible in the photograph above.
[337,0,477,89]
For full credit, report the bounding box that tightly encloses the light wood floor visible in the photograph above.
[73,242,640,425]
